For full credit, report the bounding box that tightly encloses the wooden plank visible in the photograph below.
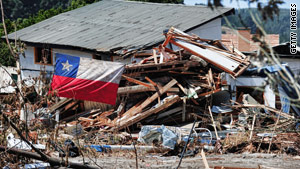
[114,100,143,125]
[122,75,152,88]
[145,107,183,122]
[145,76,158,87]
[48,98,72,113]
[117,85,179,94]
[153,49,158,64]
[208,68,216,90]
[176,82,187,95]
[120,79,178,121]
[198,88,221,97]
[127,79,177,117]
[201,149,210,169]
[145,76,161,105]
[115,95,181,130]
[78,117,95,122]
[209,106,220,140]
[191,98,199,105]
[125,60,189,70]
[182,97,186,122]
[249,114,256,140]
[139,56,154,64]
[163,28,250,77]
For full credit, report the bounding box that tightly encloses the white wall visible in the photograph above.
[21,46,93,79]
[187,18,222,40]
[169,18,222,51]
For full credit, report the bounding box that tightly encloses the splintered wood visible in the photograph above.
[69,27,252,132]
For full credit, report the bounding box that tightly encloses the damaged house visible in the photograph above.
[5,0,234,80]
[2,1,300,168]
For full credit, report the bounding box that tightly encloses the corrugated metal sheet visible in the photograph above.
[7,0,233,52]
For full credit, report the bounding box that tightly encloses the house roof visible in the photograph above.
[6,0,234,52]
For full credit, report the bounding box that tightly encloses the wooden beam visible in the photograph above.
[176,82,187,95]
[114,100,143,125]
[0,146,98,169]
[78,117,95,122]
[120,79,178,121]
[117,85,179,94]
[115,95,181,130]
[122,75,152,88]
[182,97,186,122]
[145,76,161,105]
[207,68,216,90]
[201,149,210,169]
[209,106,219,140]
[145,107,183,122]
[153,49,158,64]
[198,88,221,97]
[145,76,158,87]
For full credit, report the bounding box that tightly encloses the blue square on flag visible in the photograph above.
[55,53,80,78]
[51,53,124,105]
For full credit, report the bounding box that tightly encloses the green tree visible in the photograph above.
[0,0,100,66]
[222,8,300,44]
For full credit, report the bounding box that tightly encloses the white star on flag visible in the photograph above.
[62,60,73,71]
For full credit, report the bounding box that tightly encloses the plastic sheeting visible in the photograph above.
[0,66,17,93]
[278,85,290,114]
[264,85,276,113]
[211,106,232,113]
[138,125,178,149]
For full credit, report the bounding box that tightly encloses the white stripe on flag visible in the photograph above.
[77,57,124,84]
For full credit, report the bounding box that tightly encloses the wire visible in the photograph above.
[195,127,213,144]
[176,118,197,169]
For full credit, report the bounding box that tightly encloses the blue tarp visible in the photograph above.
[243,64,300,116]
[278,85,290,114]
[88,145,111,152]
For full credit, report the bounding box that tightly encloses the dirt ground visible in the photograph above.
[67,153,300,169]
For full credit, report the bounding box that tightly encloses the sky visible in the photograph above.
[184,0,300,9]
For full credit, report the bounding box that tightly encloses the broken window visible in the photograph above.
[34,47,53,65]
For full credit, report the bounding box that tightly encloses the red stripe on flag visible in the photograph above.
[51,75,119,105]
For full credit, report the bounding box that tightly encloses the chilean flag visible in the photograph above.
[50,53,124,105]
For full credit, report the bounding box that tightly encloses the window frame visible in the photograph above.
[34,47,53,65]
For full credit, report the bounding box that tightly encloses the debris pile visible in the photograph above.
[71,27,251,133]
[1,27,300,168]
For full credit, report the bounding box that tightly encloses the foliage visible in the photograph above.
[222,8,300,44]
[2,0,70,20]
[0,0,99,66]
[206,0,284,20]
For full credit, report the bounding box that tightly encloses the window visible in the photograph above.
[11,74,18,82]
[34,47,53,65]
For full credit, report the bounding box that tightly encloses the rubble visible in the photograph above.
[0,27,300,168]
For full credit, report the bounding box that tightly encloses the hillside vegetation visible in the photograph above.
[0,0,99,66]
[222,8,300,44]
